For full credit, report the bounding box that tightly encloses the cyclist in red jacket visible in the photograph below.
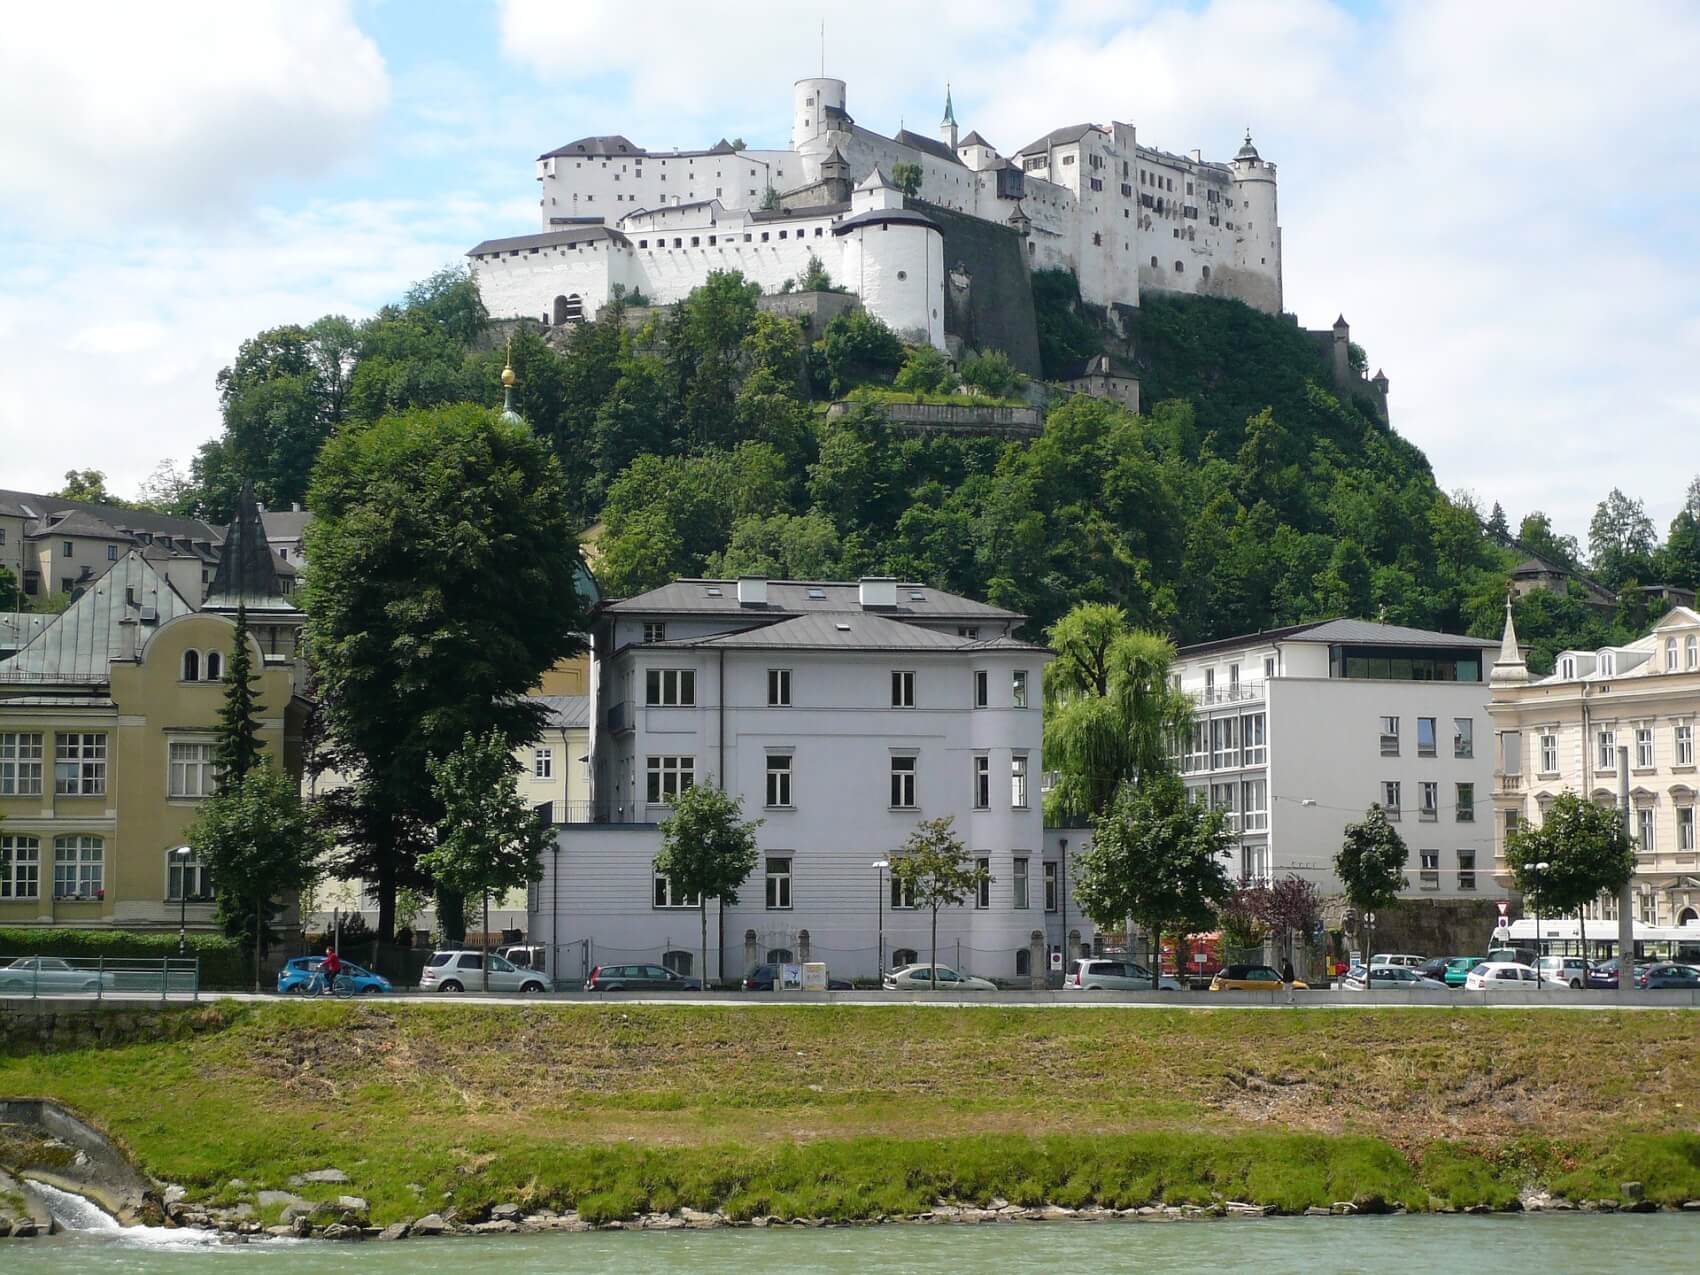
[318,947,343,995]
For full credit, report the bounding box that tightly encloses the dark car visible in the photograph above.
[1636,962,1700,989]
[1586,958,1649,989]
[1416,957,1451,982]
[584,963,702,992]
[740,963,852,991]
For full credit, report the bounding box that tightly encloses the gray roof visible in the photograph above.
[606,579,1021,622]
[832,207,941,236]
[0,613,52,653]
[539,134,644,160]
[0,488,222,545]
[467,226,630,257]
[260,509,312,540]
[1016,123,1097,156]
[1178,617,1499,658]
[533,694,590,730]
[891,129,965,166]
[0,553,194,682]
[203,483,299,613]
[647,610,1046,654]
[30,509,118,539]
[958,130,993,149]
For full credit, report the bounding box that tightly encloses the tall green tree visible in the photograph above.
[304,403,589,938]
[1072,772,1234,990]
[213,605,263,784]
[1588,488,1658,590]
[652,783,762,989]
[1042,603,1191,824]
[1336,804,1409,958]
[890,161,923,196]
[421,729,555,991]
[188,766,327,991]
[51,469,129,506]
[1504,791,1635,971]
[889,816,990,990]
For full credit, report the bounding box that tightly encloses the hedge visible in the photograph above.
[0,928,248,989]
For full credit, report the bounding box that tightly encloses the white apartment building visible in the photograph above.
[529,577,1094,986]
[1489,604,1700,928]
[1171,619,1500,898]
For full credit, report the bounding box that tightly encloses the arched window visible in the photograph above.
[1014,948,1031,977]
[1678,906,1698,926]
[205,651,223,681]
[1174,260,1184,273]
[892,947,918,968]
[181,649,199,681]
[552,294,570,325]
[662,949,693,976]
[1201,265,1210,281]
[765,947,793,964]
[1668,637,1679,670]
[1688,635,1698,670]
[1599,651,1615,677]
[1150,255,1159,268]
[167,847,211,902]
[561,294,584,323]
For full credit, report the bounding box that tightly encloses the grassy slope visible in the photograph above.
[3,1002,1698,1222]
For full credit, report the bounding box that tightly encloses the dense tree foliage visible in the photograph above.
[652,783,763,989]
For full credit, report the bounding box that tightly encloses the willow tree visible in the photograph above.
[1042,603,1192,825]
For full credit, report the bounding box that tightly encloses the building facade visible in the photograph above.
[1488,604,1700,928]
[1171,619,1499,898]
[470,75,1281,345]
[530,577,1094,986]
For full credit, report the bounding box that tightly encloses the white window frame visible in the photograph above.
[1382,780,1401,819]
[168,740,217,798]
[891,670,915,708]
[1043,861,1058,912]
[1419,850,1439,890]
[1689,635,1698,670]
[765,753,793,808]
[0,732,44,796]
[533,747,553,779]
[890,755,917,809]
[1668,637,1679,670]
[0,835,40,899]
[1420,781,1439,821]
[975,857,990,909]
[1453,717,1473,759]
[1677,723,1694,768]
[645,755,695,804]
[1011,754,1029,809]
[53,834,103,899]
[653,875,700,909]
[1013,856,1029,909]
[1012,669,1029,708]
[1597,729,1616,771]
[1638,807,1655,851]
[765,856,792,910]
[1679,805,1696,852]
[642,622,666,644]
[644,667,695,707]
[1380,716,1399,756]
[974,669,988,708]
[1241,713,1266,765]
[973,754,990,809]
[167,847,212,902]
[1241,777,1267,831]
[767,668,791,706]
[1540,732,1558,774]
[54,732,107,796]
[1417,717,1437,758]
[1636,725,1654,769]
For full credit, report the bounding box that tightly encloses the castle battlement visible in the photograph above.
[469,76,1283,360]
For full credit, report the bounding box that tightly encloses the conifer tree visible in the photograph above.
[214,604,263,783]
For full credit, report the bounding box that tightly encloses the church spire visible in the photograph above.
[500,335,522,424]
[939,83,958,149]
[1490,589,1529,686]
[942,84,956,126]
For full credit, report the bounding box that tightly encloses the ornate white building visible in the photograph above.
[469,76,1283,349]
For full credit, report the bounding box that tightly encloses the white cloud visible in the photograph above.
[0,2,390,225]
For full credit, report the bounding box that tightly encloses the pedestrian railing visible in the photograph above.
[0,956,200,1002]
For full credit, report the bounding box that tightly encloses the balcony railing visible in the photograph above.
[1498,774,1525,794]
[1191,680,1265,706]
[605,700,630,733]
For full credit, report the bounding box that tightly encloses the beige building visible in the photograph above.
[1488,602,1700,928]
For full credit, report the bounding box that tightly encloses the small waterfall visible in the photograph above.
[28,1180,120,1231]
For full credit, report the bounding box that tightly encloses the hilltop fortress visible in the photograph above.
[468,75,1283,360]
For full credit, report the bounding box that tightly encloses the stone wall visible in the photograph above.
[1333,897,1514,959]
[916,200,1043,378]
[824,400,1042,439]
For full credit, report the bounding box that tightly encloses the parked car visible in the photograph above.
[0,956,115,994]
[1443,956,1488,987]
[1368,953,1426,970]
[1464,961,1569,991]
[882,964,997,991]
[419,950,549,993]
[740,963,850,991]
[583,963,702,992]
[1416,957,1452,982]
[1534,956,1590,990]
[1209,964,1308,991]
[1340,964,1449,991]
[495,944,545,970]
[1066,958,1182,991]
[1635,962,1700,989]
[277,956,392,995]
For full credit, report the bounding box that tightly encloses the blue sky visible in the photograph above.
[2,0,1697,545]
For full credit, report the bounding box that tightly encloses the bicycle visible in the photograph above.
[331,974,356,998]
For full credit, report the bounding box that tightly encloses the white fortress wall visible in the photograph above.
[837,217,945,349]
[538,146,801,229]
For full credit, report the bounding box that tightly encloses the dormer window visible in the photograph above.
[1599,651,1615,677]
[1560,657,1576,679]
[1668,637,1679,670]
[1689,635,1698,670]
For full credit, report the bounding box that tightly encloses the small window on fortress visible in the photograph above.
[1175,261,1184,273]
[639,239,648,248]
[1092,232,1101,245]
[1202,266,1211,280]
[814,227,823,237]
[744,233,752,242]
[691,236,699,246]
[708,235,717,245]
[779,230,787,239]
[761,232,769,242]
[1151,256,1159,268]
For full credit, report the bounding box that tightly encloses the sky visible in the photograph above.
[2,0,1697,543]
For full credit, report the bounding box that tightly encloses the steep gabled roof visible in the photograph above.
[539,134,645,160]
[0,552,193,682]
[203,482,298,614]
[891,128,965,165]
[1015,123,1097,156]
[958,130,993,149]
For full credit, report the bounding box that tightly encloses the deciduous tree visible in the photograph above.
[1504,791,1635,972]
[889,816,989,990]
[1336,804,1409,958]
[652,783,762,989]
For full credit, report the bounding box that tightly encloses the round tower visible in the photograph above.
[834,176,945,350]
[1229,129,1282,313]
[792,77,847,154]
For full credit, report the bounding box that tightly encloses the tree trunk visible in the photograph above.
[375,815,398,941]
[481,890,490,994]
[1152,927,1161,991]
[253,895,262,994]
[930,905,939,991]
[1579,908,1590,985]
[700,898,709,994]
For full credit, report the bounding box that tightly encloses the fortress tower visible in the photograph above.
[792,77,848,178]
[1229,130,1282,313]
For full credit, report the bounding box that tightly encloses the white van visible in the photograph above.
[1369,953,1426,970]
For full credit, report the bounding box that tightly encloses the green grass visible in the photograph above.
[843,386,1028,409]
[2,1002,1698,1223]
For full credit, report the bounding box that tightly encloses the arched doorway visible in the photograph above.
[553,294,583,325]
[662,950,693,976]
[1679,906,1699,926]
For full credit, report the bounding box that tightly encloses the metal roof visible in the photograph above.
[533,694,590,730]
[1178,617,1499,658]
[605,579,1021,622]
[203,482,300,614]
[260,509,312,540]
[0,488,222,544]
[645,610,1046,654]
[1015,123,1098,156]
[0,553,194,682]
[467,226,630,257]
[832,207,941,236]
[890,129,965,166]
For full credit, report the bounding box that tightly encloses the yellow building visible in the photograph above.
[0,490,307,932]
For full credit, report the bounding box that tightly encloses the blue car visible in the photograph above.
[277,956,392,995]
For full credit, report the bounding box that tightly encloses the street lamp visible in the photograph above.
[172,846,193,956]
[1531,861,1551,972]
[871,860,890,979]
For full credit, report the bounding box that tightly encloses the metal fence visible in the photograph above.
[0,956,200,1001]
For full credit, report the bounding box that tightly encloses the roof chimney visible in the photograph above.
[737,576,768,607]
[859,577,898,609]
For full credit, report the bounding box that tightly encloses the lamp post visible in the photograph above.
[1531,860,1550,974]
[871,859,890,980]
[172,847,193,956]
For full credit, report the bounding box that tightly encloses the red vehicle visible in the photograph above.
[1160,933,1224,982]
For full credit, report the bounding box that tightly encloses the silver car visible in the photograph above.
[418,950,549,993]
[0,956,116,994]
[1066,958,1182,991]
[882,964,997,991]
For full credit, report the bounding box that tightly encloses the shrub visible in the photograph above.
[821,310,904,395]
[958,348,1026,399]
[893,346,955,396]
[0,927,247,989]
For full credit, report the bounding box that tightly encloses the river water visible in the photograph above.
[7,1214,1697,1274]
